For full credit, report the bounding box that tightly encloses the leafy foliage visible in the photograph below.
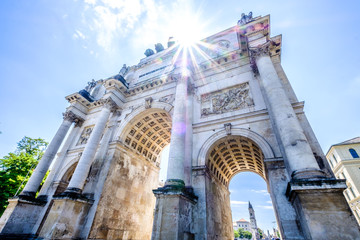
[234,230,240,238]
[258,228,264,239]
[237,228,252,239]
[0,137,48,215]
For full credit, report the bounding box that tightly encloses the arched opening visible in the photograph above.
[205,135,279,240]
[88,108,172,239]
[207,136,265,187]
[122,109,172,166]
[37,162,78,234]
[230,172,278,240]
[54,162,77,195]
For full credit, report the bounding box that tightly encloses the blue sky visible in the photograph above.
[1,0,360,234]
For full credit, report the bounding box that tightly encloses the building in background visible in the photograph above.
[233,218,251,232]
[248,202,260,240]
[326,137,360,224]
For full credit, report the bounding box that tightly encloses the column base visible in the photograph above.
[286,178,360,239]
[56,187,93,202]
[0,233,38,240]
[38,195,93,239]
[291,168,327,179]
[152,184,197,240]
[0,198,46,234]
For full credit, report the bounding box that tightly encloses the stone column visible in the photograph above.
[20,111,80,198]
[184,84,193,186]
[151,70,197,240]
[38,122,83,197]
[250,43,325,179]
[165,72,188,186]
[65,99,116,194]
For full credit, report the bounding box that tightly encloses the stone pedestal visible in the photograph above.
[265,159,305,239]
[0,198,46,235]
[152,185,197,240]
[287,179,360,239]
[38,195,93,239]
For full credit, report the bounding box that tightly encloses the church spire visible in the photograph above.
[248,201,259,240]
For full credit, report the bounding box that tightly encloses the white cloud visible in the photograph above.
[79,0,208,53]
[82,0,149,51]
[231,200,247,205]
[266,200,272,204]
[73,30,86,39]
[256,205,274,210]
[251,189,269,195]
[84,0,97,5]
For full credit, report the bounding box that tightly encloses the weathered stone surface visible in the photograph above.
[205,175,233,239]
[0,199,45,234]
[38,197,92,239]
[88,147,159,240]
[287,179,360,239]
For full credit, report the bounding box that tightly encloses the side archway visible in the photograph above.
[118,107,172,165]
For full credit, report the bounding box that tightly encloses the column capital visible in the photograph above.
[100,98,118,112]
[249,41,271,59]
[63,111,85,127]
[249,41,271,75]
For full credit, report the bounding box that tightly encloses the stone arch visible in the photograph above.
[54,161,78,195]
[196,128,275,167]
[206,135,267,187]
[117,101,173,139]
[118,107,172,165]
[201,130,277,239]
[55,156,79,184]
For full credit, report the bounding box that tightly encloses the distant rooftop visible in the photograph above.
[334,137,360,146]
[236,218,249,223]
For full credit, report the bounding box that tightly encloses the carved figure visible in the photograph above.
[144,49,155,57]
[145,97,153,109]
[119,64,129,76]
[155,43,164,53]
[224,123,232,135]
[167,37,176,48]
[201,83,254,116]
[85,79,97,92]
[237,12,253,25]
[77,127,93,145]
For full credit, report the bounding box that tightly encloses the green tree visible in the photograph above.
[238,228,252,239]
[0,137,48,215]
[258,228,264,239]
[234,229,240,238]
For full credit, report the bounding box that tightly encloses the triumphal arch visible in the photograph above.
[1,14,360,240]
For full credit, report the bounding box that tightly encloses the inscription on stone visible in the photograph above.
[201,82,254,117]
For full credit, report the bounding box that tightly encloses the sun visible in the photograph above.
[170,12,206,47]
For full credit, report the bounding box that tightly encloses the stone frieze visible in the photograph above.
[201,82,254,117]
[77,126,94,145]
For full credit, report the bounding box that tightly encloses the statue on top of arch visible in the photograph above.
[238,12,253,25]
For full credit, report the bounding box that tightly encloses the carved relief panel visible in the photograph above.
[77,125,94,145]
[201,82,254,117]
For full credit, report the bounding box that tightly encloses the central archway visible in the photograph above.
[88,108,172,240]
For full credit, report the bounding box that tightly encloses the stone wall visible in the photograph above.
[205,175,233,240]
[88,146,159,239]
